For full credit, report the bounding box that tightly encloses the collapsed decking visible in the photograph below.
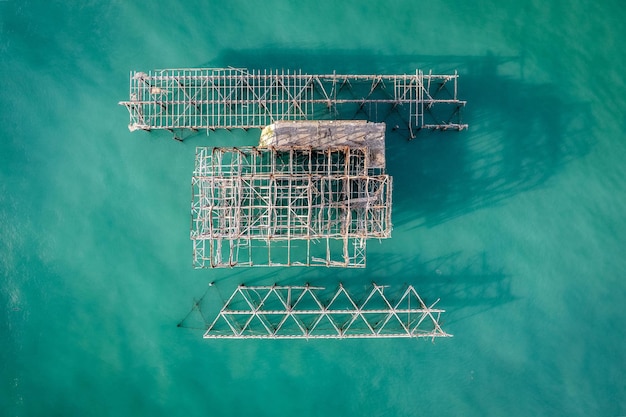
[191,121,392,268]
[260,120,386,170]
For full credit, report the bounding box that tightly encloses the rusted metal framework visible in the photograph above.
[191,145,392,268]
[119,68,467,138]
[204,284,452,339]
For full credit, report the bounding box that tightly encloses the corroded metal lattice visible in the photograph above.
[191,146,392,267]
[204,284,451,339]
[119,68,467,137]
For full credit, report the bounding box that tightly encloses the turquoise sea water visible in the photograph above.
[2,1,626,415]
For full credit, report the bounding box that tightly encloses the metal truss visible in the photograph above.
[119,68,467,137]
[191,146,392,268]
[204,284,452,340]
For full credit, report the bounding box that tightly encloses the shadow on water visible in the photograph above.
[178,251,514,333]
[204,49,519,75]
[196,49,594,226]
[365,250,517,324]
[386,53,594,227]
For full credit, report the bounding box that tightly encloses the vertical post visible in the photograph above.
[287,147,293,265]
[306,147,312,266]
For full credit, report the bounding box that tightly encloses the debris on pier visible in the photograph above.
[260,120,386,170]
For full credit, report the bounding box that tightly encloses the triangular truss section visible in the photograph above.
[204,284,452,339]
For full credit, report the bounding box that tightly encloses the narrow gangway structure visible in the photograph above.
[119,68,467,138]
[204,284,451,340]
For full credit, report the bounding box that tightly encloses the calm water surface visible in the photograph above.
[1,1,625,416]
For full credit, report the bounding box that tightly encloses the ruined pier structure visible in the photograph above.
[204,284,452,339]
[119,68,467,137]
[191,120,392,268]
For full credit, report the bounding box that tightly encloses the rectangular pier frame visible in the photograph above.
[191,146,392,268]
[119,68,467,136]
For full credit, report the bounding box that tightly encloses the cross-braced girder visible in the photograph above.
[119,68,467,136]
[204,284,452,339]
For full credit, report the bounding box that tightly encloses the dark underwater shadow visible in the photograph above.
[386,53,594,227]
[204,49,520,75]
[369,250,517,328]
[178,250,512,333]
[197,49,594,227]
